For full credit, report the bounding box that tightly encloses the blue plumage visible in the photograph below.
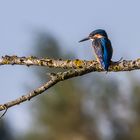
[98,37,112,71]
[79,29,113,71]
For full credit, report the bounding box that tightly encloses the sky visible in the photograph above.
[0,0,140,134]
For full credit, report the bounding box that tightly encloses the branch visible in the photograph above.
[1,55,140,71]
[0,55,140,114]
[0,66,96,111]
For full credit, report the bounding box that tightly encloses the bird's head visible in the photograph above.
[79,29,108,42]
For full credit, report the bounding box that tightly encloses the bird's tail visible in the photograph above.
[100,60,109,72]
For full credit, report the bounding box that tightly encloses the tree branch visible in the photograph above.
[0,55,140,71]
[0,55,140,113]
[0,66,96,111]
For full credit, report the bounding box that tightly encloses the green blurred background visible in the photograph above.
[0,1,140,140]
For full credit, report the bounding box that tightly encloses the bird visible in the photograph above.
[79,29,113,71]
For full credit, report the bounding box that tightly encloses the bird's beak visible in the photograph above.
[79,37,90,42]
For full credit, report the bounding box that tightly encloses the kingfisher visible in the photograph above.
[79,29,113,71]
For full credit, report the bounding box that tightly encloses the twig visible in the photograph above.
[0,105,8,119]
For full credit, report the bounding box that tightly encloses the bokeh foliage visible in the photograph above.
[17,32,140,140]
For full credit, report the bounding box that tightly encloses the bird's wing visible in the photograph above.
[100,37,113,70]
[93,38,113,70]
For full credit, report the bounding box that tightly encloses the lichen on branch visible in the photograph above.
[0,55,140,115]
[0,55,140,71]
